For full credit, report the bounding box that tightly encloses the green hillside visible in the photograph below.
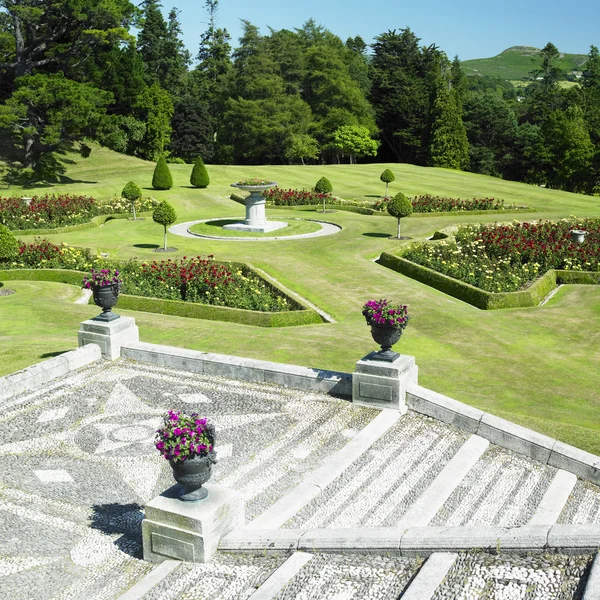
[463,46,589,81]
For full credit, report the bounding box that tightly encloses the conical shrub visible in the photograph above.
[0,224,18,260]
[152,156,173,190]
[314,176,333,194]
[190,157,210,188]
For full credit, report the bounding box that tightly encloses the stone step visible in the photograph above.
[397,434,489,529]
[247,552,313,600]
[400,552,457,600]
[246,408,402,530]
[529,469,577,525]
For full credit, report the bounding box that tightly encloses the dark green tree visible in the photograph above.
[170,96,214,162]
[380,169,395,197]
[190,157,210,188]
[0,223,18,259]
[121,181,142,219]
[152,155,173,190]
[429,82,469,170]
[152,200,177,249]
[0,73,112,179]
[387,192,412,239]
[134,83,173,160]
[284,134,320,165]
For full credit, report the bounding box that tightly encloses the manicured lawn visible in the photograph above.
[2,145,600,454]
[187,218,323,237]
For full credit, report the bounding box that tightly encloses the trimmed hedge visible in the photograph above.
[0,268,85,285]
[377,253,597,310]
[104,294,323,327]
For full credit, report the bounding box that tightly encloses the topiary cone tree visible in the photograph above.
[315,176,333,212]
[0,224,19,260]
[190,157,210,188]
[387,192,413,239]
[121,181,142,220]
[380,169,395,198]
[152,155,173,190]
[153,200,177,250]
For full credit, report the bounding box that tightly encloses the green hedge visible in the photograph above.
[0,266,323,327]
[12,212,152,237]
[106,294,322,327]
[377,253,596,310]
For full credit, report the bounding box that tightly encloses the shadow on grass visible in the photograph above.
[364,194,383,198]
[40,350,69,358]
[90,503,144,558]
[133,243,160,249]
[362,232,392,238]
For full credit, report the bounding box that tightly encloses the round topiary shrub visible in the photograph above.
[122,181,142,201]
[380,169,395,198]
[387,192,413,239]
[314,176,333,194]
[0,224,19,260]
[153,200,177,250]
[190,157,210,188]
[152,156,173,190]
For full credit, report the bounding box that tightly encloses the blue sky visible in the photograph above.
[158,0,599,61]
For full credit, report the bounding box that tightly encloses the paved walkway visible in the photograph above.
[1,358,599,599]
[170,219,342,241]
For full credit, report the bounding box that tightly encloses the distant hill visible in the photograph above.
[462,46,589,81]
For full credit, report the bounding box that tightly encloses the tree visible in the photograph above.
[332,125,379,164]
[380,169,395,198]
[0,73,112,179]
[315,176,333,212]
[387,192,412,239]
[190,157,210,188]
[284,134,320,165]
[0,224,18,259]
[134,83,174,160]
[152,200,177,250]
[121,181,142,219]
[429,83,469,170]
[0,0,136,80]
[170,96,214,162]
[152,155,173,190]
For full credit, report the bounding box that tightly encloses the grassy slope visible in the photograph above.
[2,145,600,454]
[463,46,588,80]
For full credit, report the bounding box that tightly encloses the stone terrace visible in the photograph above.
[0,358,599,599]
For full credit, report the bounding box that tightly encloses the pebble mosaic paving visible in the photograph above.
[430,446,556,527]
[284,413,468,528]
[558,480,600,524]
[1,357,600,599]
[431,553,593,600]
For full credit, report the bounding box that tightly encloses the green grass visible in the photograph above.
[463,46,588,81]
[2,144,600,454]
[188,218,323,237]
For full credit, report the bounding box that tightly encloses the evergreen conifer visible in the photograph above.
[190,157,210,188]
[152,155,173,190]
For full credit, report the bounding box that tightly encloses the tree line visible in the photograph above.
[0,0,598,193]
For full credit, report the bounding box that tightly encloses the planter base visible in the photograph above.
[92,311,120,322]
[370,349,400,362]
[143,483,244,564]
[78,316,139,360]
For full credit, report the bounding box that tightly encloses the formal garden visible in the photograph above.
[1,145,599,456]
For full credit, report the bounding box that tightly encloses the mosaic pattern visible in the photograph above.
[431,553,593,600]
[430,446,556,527]
[559,480,600,524]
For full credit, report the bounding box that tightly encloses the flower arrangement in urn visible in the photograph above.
[82,267,122,321]
[234,178,275,186]
[362,299,410,362]
[155,410,217,502]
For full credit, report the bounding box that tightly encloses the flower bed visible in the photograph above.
[0,194,156,230]
[373,195,516,213]
[263,187,335,206]
[401,219,600,293]
[10,239,93,270]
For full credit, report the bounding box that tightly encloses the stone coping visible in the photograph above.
[0,344,102,402]
[220,524,600,557]
[406,384,600,486]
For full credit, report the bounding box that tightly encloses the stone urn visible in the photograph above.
[170,452,218,502]
[369,324,403,362]
[228,181,287,233]
[92,283,121,322]
[570,230,587,243]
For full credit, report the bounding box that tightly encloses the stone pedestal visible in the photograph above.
[142,484,244,563]
[352,353,418,411]
[78,316,139,360]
